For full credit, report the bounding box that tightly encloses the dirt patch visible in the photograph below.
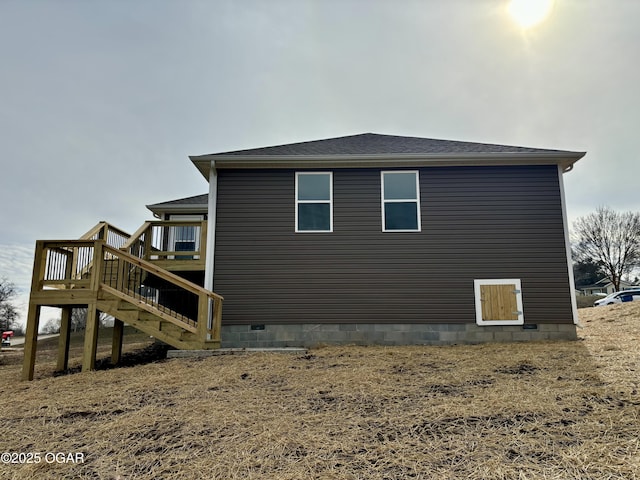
[0,302,639,479]
[495,362,540,375]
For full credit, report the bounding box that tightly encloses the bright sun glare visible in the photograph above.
[508,0,555,29]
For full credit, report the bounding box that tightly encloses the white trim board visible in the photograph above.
[474,279,525,326]
[557,165,580,325]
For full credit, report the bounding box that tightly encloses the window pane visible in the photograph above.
[175,241,196,260]
[175,226,196,241]
[175,241,196,251]
[385,202,418,230]
[298,174,330,200]
[383,172,417,200]
[298,203,331,231]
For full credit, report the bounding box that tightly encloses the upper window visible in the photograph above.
[295,172,333,232]
[381,171,421,232]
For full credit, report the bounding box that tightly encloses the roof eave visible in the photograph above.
[190,152,586,179]
[146,203,209,215]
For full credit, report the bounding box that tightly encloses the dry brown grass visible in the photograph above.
[1,304,639,480]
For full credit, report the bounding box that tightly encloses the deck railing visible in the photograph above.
[30,239,222,341]
[81,222,131,249]
[36,240,96,290]
[121,220,207,269]
[79,220,207,270]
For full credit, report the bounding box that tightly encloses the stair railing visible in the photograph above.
[80,221,131,249]
[100,243,222,342]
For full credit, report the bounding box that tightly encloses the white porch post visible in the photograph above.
[205,161,218,331]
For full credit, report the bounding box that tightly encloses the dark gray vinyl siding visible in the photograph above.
[214,165,574,325]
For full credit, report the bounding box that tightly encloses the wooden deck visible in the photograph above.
[22,221,222,381]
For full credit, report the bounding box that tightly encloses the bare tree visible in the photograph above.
[69,308,113,331]
[71,308,87,332]
[40,308,113,335]
[42,318,61,334]
[573,206,640,291]
[0,277,18,332]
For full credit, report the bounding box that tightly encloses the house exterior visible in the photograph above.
[22,132,587,379]
[578,278,636,296]
[154,133,585,346]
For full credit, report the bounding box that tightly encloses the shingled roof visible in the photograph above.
[209,133,575,157]
[146,193,208,215]
[189,132,585,178]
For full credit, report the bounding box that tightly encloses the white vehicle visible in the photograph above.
[594,289,640,307]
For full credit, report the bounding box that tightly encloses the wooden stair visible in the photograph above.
[95,287,216,351]
[22,222,223,380]
[97,297,213,350]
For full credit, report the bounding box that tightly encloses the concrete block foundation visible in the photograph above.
[220,323,577,348]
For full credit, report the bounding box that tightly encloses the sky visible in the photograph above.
[1,0,639,326]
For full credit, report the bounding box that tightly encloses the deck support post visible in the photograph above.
[197,294,209,345]
[56,307,72,371]
[111,319,124,365]
[21,304,42,381]
[82,240,104,373]
[22,241,47,381]
[211,297,222,344]
[82,305,100,372]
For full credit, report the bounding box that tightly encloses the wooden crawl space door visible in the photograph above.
[474,279,524,326]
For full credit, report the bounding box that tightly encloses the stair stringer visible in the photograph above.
[96,289,217,351]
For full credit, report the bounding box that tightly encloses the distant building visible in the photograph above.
[578,278,637,296]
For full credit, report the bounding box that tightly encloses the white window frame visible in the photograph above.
[381,170,421,232]
[168,214,204,260]
[474,278,525,326]
[295,171,333,233]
